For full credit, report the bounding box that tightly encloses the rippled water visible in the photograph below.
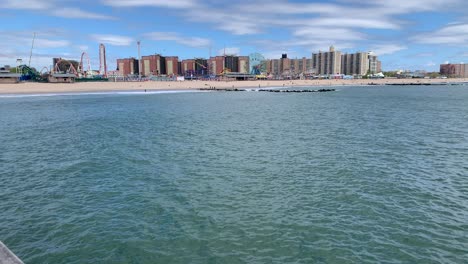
[1,86,467,263]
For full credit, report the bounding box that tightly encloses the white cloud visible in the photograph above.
[371,44,407,56]
[241,2,335,14]
[2,0,114,20]
[0,31,70,49]
[144,32,211,48]
[216,22,262,35]
[370,0,462,14]
[91,34,134,46]
[98,0,466,50]
[304,17,399,30]
[3,0,49,10]
[102,0,197,8]
[78,45,89,51]
[218,47,240,56]
[413,23,468,45]
[293,28,365,41]
[52,8,115,20]
[34,39,71,48]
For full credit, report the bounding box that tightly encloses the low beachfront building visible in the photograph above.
[0,66,21,83]
[48,73,76,83]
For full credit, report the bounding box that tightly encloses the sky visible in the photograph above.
[0,0,467,72]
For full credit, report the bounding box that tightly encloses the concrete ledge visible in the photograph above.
[0,241,23,264]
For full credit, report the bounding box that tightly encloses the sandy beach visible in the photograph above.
[0,78,467,95]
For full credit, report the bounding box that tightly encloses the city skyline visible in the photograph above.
[1,0,467,71]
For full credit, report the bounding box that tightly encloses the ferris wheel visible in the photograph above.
[249,53,266,75]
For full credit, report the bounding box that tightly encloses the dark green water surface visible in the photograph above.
[1,86,467,263]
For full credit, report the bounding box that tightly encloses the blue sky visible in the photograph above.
[1,0,467,71]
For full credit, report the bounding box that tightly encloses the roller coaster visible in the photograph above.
[18,65,47,82]
[17,43,108,82]
[53,58,78,75]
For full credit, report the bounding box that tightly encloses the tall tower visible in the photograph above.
[137,41,141,79]
[99,43,107,77]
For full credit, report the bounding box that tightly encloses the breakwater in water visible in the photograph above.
[199,87,336,93]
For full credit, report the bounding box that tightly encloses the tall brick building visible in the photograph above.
[117,58,139,76]
[141,54,166,76]
[440,63,468,78]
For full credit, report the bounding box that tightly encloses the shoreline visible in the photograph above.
[0,78,467,95]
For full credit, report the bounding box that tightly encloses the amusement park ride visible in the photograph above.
[18,42,108,82]
[52,43,107,78]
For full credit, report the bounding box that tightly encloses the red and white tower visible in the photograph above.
[99,43,107,77]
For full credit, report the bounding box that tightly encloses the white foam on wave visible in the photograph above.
[0,89,202,99]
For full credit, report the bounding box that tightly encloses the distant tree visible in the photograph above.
[428,72,440,78]
[383,71,398,78]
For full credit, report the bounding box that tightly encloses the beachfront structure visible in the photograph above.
[206,55,242,75]
[280,54,291,77]
[165,56,179,76]
[264,56,309,78]
[142,55,160,76]
[208,56,224,75]
[113,46,382,79]
[181,59,195,77]
[290,57,311,75]
[141,54,166,76]
[48,73,76,83]
[194,58,208,76]
[440,63,468,78]
[341,52,369,76]
[269,59,281,76]
[224,56,239,73]
[312,46,342,75]
[117,58,139,77]
[0,65,21,83]
[368,53,380,74]
[238,56,249,74]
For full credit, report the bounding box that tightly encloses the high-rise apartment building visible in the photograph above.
[238,56,249,73]
[290,57,309,74]
[440,63,468,77]
[194,58,208,76]
[280,54,291,76]
[208,56,224,75]
[341,52,369,76]
[117,58,139,76]
[224,56,239,72]
[312,46,342,75]
[165,56,179,76]
[181,59,195,76]
[368,53,380,74]
[270,59,281,76]
[141,54,166,76]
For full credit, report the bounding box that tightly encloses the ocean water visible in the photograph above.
[1,85,467,263]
